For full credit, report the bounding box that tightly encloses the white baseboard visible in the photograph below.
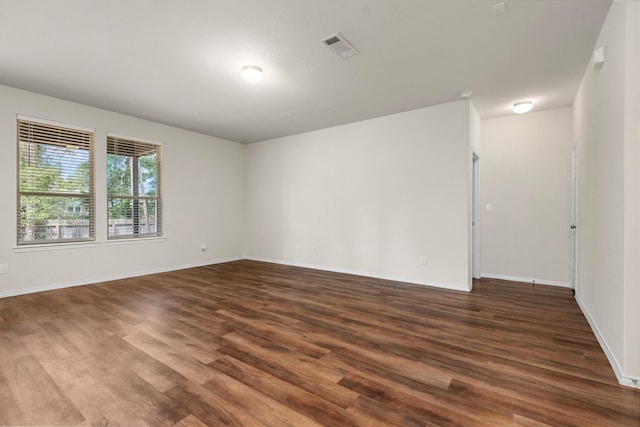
[575,295,640,389]
[0,255,471,298]
[246,256,472,293]
[3,256,636,389]
[0,256,244,299]
[480,272,570,288]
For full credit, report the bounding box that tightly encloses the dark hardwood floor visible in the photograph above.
[0,260,638,426]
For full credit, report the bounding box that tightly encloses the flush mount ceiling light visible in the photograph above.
[242,65,263,83]
[513,100,533,114]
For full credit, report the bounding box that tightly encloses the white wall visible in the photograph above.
[623,0,640,381]
[574,0,640,385]
[0,85,246,297]
[246,100,474,291]
[480,107,573,286]
[469,103,481,155]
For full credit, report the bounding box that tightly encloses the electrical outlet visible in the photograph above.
[419,256,426,265]
[313,247,318,255]
[0,264,8,274]
[296,244,302,253]
[200,243,207,252]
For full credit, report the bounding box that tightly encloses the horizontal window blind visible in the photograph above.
[107,134,162,239]
[17,118,95,244]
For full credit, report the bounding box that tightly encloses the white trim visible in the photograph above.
[105,236,166,246]
[570,145,578,291]
[480,272,570,288]
[14,237,168,252]
[472,153,481,280]
[3,254,636,389]
[576,294,640,389]
[17,114,95,133]
[14,241,100,253]
[0,256,243,299]
[0,256,471,298]
[107,131,162,146]
[246,256,472,293]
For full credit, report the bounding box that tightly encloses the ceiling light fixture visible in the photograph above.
[242,65,263,83]
[513,101,533,114]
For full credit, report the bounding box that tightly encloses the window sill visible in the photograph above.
[14,241,99,253]
[105,236,167,246]
[13,236,167,252]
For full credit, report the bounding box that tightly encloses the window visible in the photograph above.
[107,134,162,239]
[17,117,95,245]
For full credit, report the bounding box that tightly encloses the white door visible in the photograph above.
[570,146,578,290]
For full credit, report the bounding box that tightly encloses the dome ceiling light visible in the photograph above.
[513,100,533,114]
[242,65,263,83]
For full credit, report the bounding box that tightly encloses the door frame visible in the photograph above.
[472,153,481,280]
[570,145,578,291]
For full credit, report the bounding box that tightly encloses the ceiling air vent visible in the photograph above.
[321,33,359,59]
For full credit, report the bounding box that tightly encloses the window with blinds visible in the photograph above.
[107,134,162,239]
[17,117,95,245]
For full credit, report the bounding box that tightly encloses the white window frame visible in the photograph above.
[16,115,95,246]
[106,132,163,240]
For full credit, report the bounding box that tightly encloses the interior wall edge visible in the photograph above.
[576,294,640,389]
[245,256,473,293]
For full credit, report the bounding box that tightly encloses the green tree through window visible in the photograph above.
[17,119,94,244]
[107,134,162,239]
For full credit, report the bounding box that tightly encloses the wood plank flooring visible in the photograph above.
[0,259,638,426]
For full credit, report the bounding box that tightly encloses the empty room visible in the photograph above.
[0,0,638,426]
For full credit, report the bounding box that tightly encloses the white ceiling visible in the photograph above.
[0,0,611,143]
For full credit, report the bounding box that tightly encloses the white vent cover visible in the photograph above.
[321,33,359,59]
[492,2,506,15]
